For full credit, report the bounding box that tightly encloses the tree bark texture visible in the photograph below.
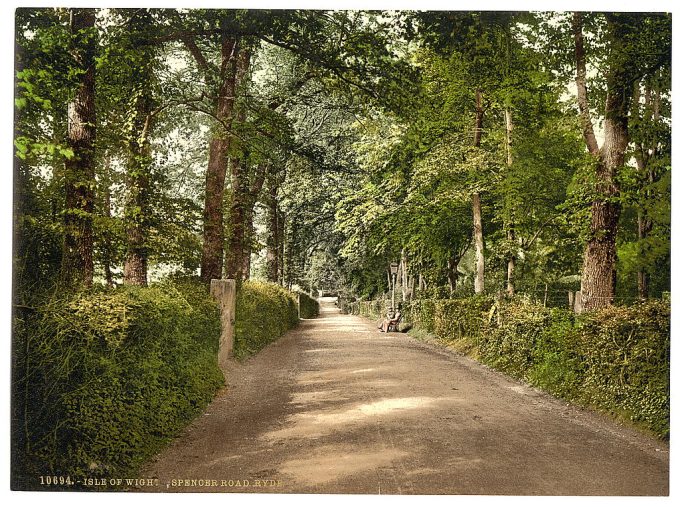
[100,155,115,287]
[447,257,458,293]
[200,36,238,282]
[223,48,258,282]
[62,8,96,289]
[472,192,484,294]
[224,158,246,281]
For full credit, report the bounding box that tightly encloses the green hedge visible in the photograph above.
[348,295,670,439]
[11,278,224,489]
[571,302,670,438]
[297,291,320,319]
[234,281,299,359]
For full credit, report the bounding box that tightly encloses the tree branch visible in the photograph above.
[572,12,600,155]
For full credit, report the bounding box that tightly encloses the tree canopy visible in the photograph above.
[13,8,671,309]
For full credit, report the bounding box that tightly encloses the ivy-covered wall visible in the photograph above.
[11,278,302,490]
[233,281,300,359]
[11,278,224,489]
[297,291,320,319]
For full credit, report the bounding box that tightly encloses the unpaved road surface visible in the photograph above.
[141,299,669,495]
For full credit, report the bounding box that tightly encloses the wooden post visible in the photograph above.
[210,279,236,379]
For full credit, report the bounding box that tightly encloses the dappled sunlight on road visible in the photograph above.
[143,294,670,495]
[263,396,457,441]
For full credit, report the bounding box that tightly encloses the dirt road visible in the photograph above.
[141,298,669,495]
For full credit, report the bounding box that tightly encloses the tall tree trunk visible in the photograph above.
[123,14,156,286]
[238,164,267,281]
[505,108,516,297]
[637,212,652,298]
[472,192,484,294]
[573,13,632,311]
[265,180,280,283]
[633,79,658,300]
[279,210,287,286]
[224,158,247,280]
[472,88,485,294]
[223,48,253,281]
[100,154,115,287]
[447,257,458,294]
[62,8,96,289]
[199,36,238,282]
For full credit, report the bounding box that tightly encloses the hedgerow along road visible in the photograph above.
[142,298,669,495]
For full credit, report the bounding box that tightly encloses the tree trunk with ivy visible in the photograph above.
[123,10,156,286]
[265,179,281,283]
[224,49,262,281]
[61,8,96,289]
[505,108,516,297]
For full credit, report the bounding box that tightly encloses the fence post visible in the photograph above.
[573,291,583,314]
[210,279,236,379]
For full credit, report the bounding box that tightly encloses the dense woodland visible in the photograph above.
[14,8,671,309]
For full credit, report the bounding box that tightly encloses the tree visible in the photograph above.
[414,12,519,294]
[61,8,97,288]
[121,9,160,286]
[572,12,670,310]
[617,65,671,299]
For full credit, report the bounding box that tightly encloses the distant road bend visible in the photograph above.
[143,298,669,495]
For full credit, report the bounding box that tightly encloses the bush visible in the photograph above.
[433,296,494,343]
[480,299,550,377]
[11,278,224,489]
[525,309,581,399]
[297,291,320,319]
[409,299,436,333]
[572,301,670,438]
[234,281,299,359]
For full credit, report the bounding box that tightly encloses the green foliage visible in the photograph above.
[407,299,437,333]
[234,281,299,360]
[481,299,668,439]
[297,291,320,319]
[11,278,223,489]
[432,296,495,344]
[572,301,670,438]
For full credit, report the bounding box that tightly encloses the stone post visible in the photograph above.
[210,279,236,379]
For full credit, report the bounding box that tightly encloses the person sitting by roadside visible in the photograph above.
[378,307,402,333]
